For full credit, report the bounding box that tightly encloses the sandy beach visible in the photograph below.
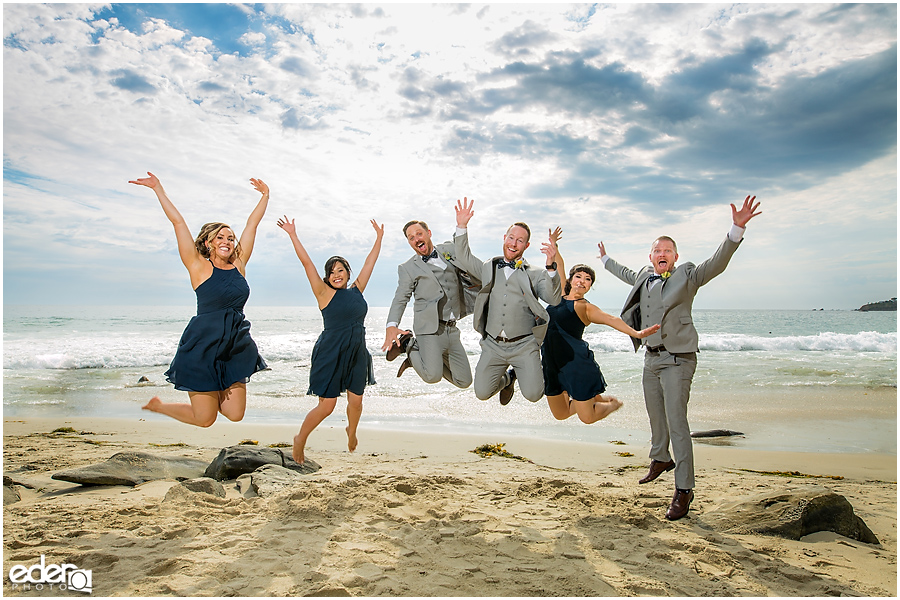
[3,416,896,597]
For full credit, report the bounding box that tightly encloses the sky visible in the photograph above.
[3,3,897,310]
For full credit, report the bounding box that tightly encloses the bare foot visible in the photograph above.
[292,432,305,464]
[597,397,623,420]
[346,426,358,453]
[142,396,162,412]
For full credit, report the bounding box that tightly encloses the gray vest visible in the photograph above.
[485,269,534,339]
[429,260,461,321]
[641,280,665,347]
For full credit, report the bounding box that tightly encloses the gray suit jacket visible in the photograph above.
[605,235,742,353]
[453,232,562,344]
[387,240,480,336]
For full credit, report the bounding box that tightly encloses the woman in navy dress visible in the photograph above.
[128,172,269,427]
[278,214,383,463]
[541,230,659,424]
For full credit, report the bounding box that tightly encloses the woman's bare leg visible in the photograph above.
[142,392,220,427]
[546,392,576,420]
[218,382,247,422]
[573,395,623,424]
[346,392,363,452]
[293,397,337,463]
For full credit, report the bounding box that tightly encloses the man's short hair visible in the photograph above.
[403,220,429,237]
[653,235,677,253]
[507,222,531,242]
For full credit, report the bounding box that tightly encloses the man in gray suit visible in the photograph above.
[382,219,480,388]
[599,195,761,521]
[453,198,562,405]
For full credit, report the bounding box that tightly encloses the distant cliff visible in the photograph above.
[857,298,897,312]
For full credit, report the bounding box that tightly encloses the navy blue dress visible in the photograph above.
[165,263,267,392]
[308,286,376,398]
[541,298,607,401]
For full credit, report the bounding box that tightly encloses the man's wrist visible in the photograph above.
[386,322,399,329]
[728,223,745,243]
[600,255,610,266]
[456,226,467,234]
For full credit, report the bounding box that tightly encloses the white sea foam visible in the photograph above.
[698,331,896,353]
[4,329,896,370]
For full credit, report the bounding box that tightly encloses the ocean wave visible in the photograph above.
[580,330,896,353]
[4,329,895,370]
[698,331,897,353]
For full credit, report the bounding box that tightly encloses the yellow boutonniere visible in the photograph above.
[442,252,453,262]
[661,271,671,279]
[514,258,524,269]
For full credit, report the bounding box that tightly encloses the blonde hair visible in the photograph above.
[195,222,242,262]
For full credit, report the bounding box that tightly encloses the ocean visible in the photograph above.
[3,305,896,455]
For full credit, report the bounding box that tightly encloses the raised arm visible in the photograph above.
[691,195,762,287]
[277,215,330,301]
[236,178,270,270]
[352,220,384,293]
[598,241,639,285]
[128,172,204,274]
[541,226,564,280]
[452,197,484,276]
[581,303,660,339]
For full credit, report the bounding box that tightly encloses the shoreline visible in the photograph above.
[3,416,897,480]
[3,417,897,596]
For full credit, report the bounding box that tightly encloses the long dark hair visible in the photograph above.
[565,264,596,295]
[323,256,352,289]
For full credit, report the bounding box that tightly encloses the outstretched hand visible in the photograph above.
[250,178,269,196]
[371,219,385,239]
[381,325,412,352]
[128,171,160,190]
[597,241,607,258]
[277,215,296,236]
[541,226,562,262]
[731,195,761,228]
[635,324,661,339]
[455,197,474,228]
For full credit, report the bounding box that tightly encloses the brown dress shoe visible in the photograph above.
[396,357,413,377]
[386,333,413,362]
[665,488,694,521]
[498,368,516,405]
[638,459,676,484]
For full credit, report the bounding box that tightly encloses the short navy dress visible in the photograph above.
[165,263,267,392]
[308,286,376,398]
[541,298,608,401]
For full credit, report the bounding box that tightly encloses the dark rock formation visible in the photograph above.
[703,486,879,544]
[858,298,897,312]
[203,446,320,481]
[52,452,209,486]
[691,429,744,438]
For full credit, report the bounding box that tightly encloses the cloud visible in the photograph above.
[2,3,896,310]
[109,68,157,93]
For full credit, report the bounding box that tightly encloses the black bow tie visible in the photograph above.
[422,250,439,262]
[497,259,517,269]
[647,273,670,283]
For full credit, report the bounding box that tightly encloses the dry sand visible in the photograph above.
[3,417,896,596]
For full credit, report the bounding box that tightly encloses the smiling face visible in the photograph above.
[569,270,594,295]
[328,261,350,289]
[404,223,434,257]
[502,225,530,261]
[207,227,236,261]
[650,238,678,275]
